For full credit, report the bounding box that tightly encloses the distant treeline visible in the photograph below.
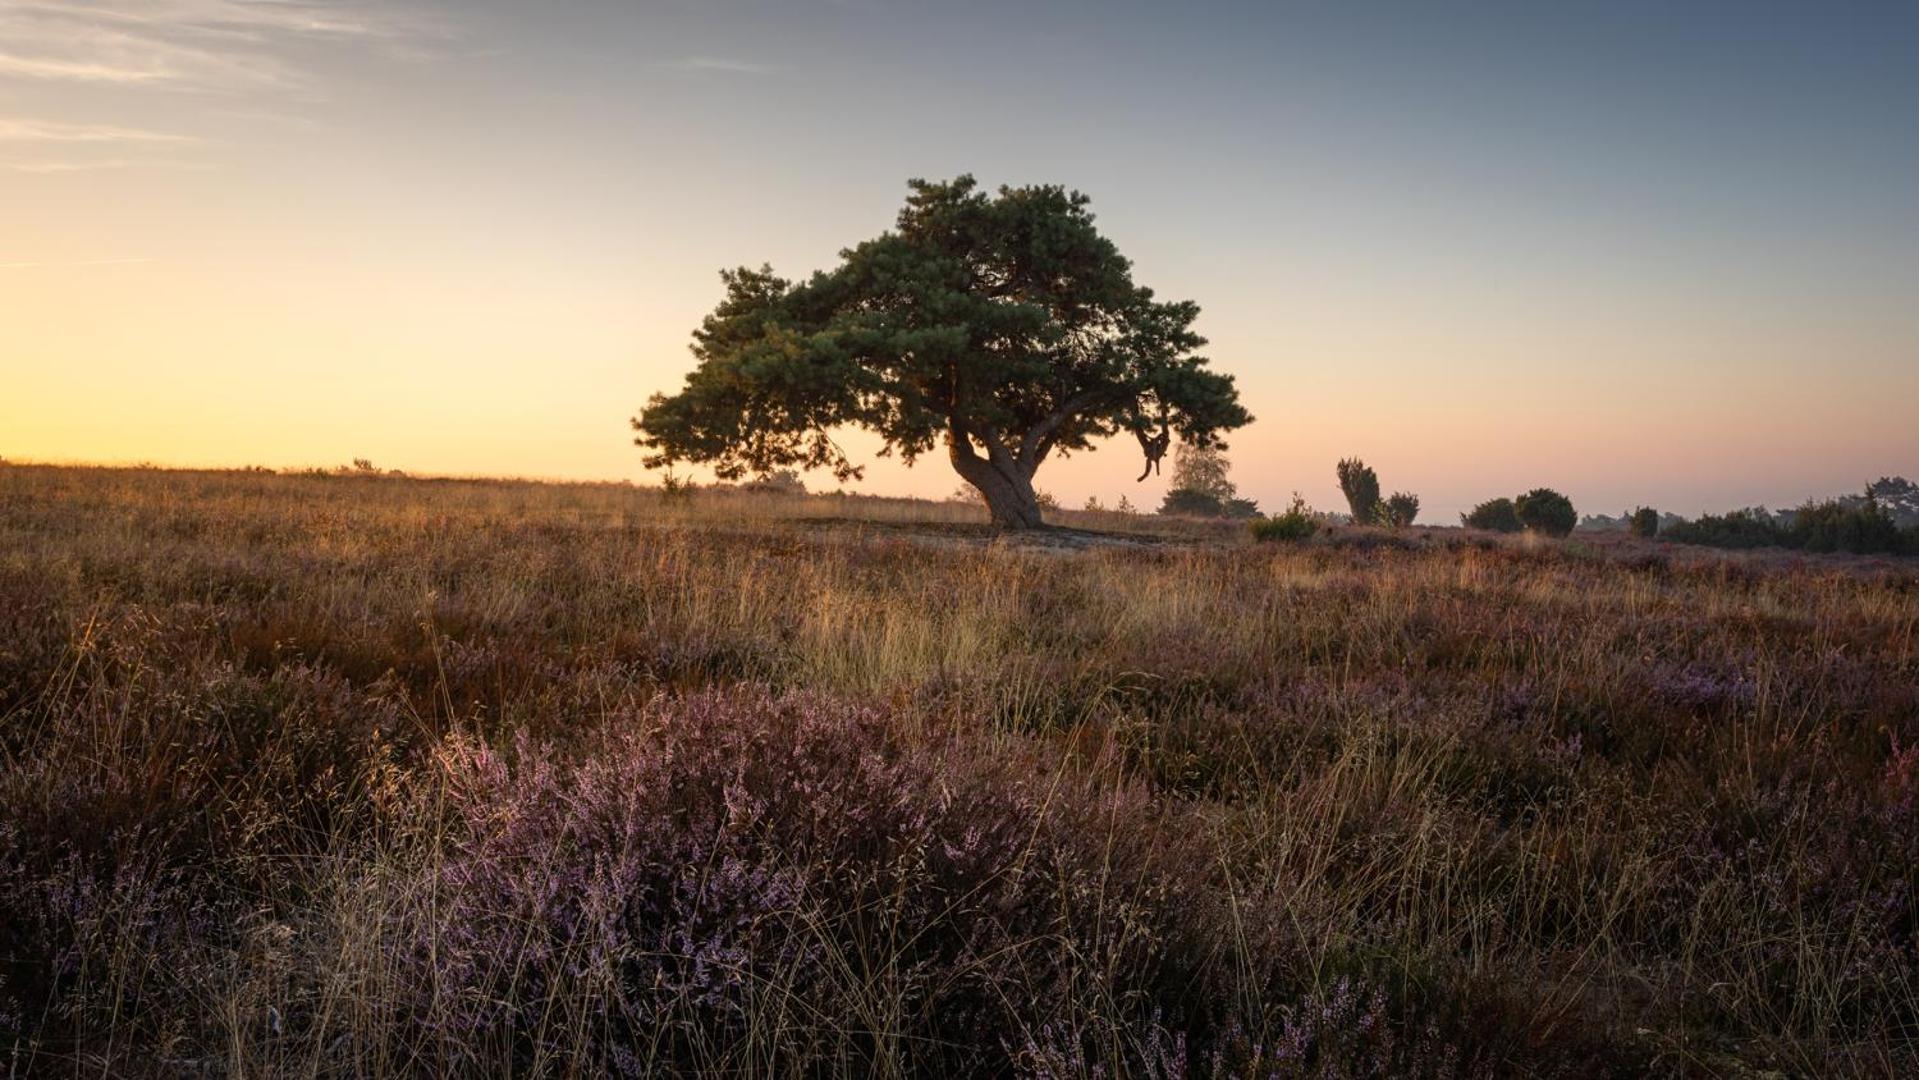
[1580,477,1919,557]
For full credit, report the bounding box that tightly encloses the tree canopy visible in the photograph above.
[633,176,1251,528]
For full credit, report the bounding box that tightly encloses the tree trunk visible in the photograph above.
[971,468,1045,530]
[948,427,1045,529]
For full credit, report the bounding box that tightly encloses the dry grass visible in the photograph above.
[1,463,1915,1077]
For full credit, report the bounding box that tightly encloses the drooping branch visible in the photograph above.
[1136,426,1171,482]
[1134,400,1172,481]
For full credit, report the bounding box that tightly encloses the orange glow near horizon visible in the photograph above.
[4,3,1916,520]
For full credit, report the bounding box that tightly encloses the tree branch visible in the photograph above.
[947,417,982,463]
[1018,388,1114,474]
[982,428,1021,480]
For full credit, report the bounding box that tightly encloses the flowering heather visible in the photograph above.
[2,464,1916,1076]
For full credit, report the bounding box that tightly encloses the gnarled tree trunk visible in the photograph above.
[970,466,1044,530]
[948,425,1045,529]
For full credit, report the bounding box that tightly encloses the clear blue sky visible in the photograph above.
[4,1,1915,518]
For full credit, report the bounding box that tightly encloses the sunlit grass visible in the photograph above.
[0,463,1914,1076]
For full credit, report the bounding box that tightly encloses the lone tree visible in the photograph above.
[1514,488,1577,537]
[1336,458,1381,524]
[633,176,1250,529]
[1628,506,1660,538]
[1159,442,1259,519]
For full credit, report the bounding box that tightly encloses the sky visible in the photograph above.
[3,0,1916,520]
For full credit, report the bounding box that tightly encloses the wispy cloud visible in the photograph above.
[672,56,773,75]
[0,1,440,92]
[0,2,443,174]
[0,53,168,82]
[0,118,198,144]
[6,158,130,172]
[0,256,152,268]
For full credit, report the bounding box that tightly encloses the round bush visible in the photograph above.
[1514,488,1577,537]
[1461,497,1521,533]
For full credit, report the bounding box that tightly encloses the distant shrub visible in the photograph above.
[1864,475,1919,526]
[1513,488,1576,537]
[1662,489,1917,556]
[1462,497,1521,533]
[1160,444,1255,519]
[1789,492,1903,554]
[1628,506,1660,538]
[659,471,696,501]
[741,468,807,496]
[1662,510,1782,549]
[1160,487,1222,517]
[1380,491,1420,528]
[1251,494,1318,543]
[1336,457,1381,523]
[1159,488,1258,519]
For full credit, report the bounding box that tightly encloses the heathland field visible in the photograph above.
[1,464,1915,1077]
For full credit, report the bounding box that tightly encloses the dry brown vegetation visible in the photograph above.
[1,464,1915,1077]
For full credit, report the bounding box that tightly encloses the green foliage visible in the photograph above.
[1250,493,1318,542]
[1380,491,1420,528]
[1159,441,1257,518]
[1791,492,1903,554]
[1170,442,1236,502]
[1160,487,1226,517]
[1462,497,1521,533]
[1628,507,1660,538]
[741,468,807,496]
[1161,490,1259,519]
[1662,510,1782,549]
[1864,476,1919,526]
[1336,457,1381,523]
[1514,488,1577,537]
[633,176,1250,526]
[1666,490,1911,555]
